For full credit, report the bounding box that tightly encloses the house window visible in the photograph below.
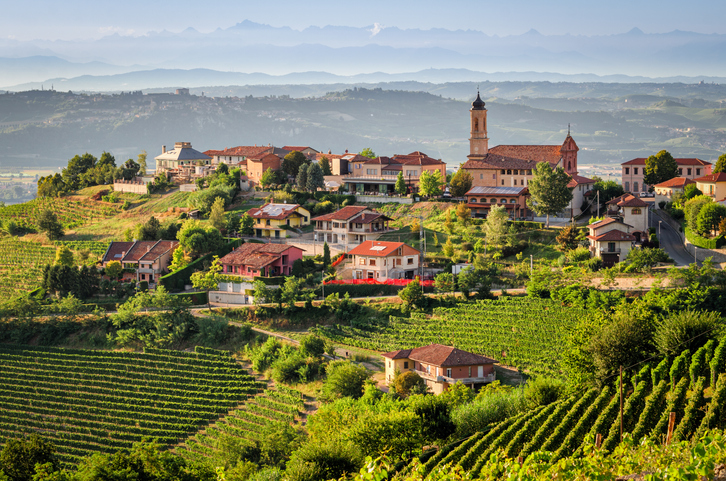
[501,179,504,185]
[633,168,638,175]
[513,170,518,175]
[366,169,376,175]
[697,169,701,175]
[632,208,642,215]
[468,367,472,377]
[356,223,362,228]
[507,169,512,175]
[688,168,692,176]
[608,242,616,253]
[625,182,630,191]
[446,368,452,377]
[407,257,414,265]
[678,168,683,175]
[266,219,271,226]
[404,361,409,369]
[513,179,517,186]
[633,182,638,192]
[471,198,477,203]
[480,174,483,179]
[369,259,376,266]
[389,361,391,368]
[359,258,365,265]
[510,199,516,204]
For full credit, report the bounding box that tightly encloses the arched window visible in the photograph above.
[507,170,512,175]
[501,199,507,203]
[632,208,642,215]
[568,161,571,171]
[510,199,516,204]
[474,118,479,131]
[471,198,477,203]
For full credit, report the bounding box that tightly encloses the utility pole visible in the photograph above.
[694,246,698,264]
[530,254,533,276]
[419,215,425,279]
[597,190,600,218]
[619,365,624,443]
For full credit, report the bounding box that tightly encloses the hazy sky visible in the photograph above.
[4,0,726,41]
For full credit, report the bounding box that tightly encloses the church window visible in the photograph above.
[568,161,571,171]
[501,180,505,186]
[510,199,516,204]
[528,170,532,175]
[632,208,641,215]
[501,169,505,174]
[513,170,518,175]
[474,118,479,131]
[507,170,512,175]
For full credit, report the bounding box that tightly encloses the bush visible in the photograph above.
[654,310,723,356]
[568,247,591,263]
[524,376,566,408]
[587,257,603,272]
[394,371,426,397]
[322,361,370,400]
[501,240,528,258]
[299,335,326,357]
[285,440,363,481]
[684,225,726,249]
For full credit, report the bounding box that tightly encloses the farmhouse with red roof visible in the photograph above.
[347,240,420,281]
[101,240,179,286]
[382,344,497,394]
[218,243,304,277]
[311,205,393,244]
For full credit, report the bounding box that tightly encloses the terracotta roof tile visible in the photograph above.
[311,206,368,221]
[383,344,497,366]
[248,203,305,220]
[139,240,179,262]
[102,242,135,263]
[567,174,597,188]
[587,230,636,242]
[607,194,648,207]
[218,243,303,269]
[654,177,695,188]
[489,145,563,166]
[463,154,541,171]
[622,157,711,166]
[695,172,726,183]
[589,217,633,230]
[347,240,419,257]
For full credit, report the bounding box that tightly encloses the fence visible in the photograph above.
[324,278,434,287]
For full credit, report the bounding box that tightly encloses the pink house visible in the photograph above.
[217,243,304,277]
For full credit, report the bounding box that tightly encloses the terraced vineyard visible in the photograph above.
[314,297,585,377]
[0,345,263,465]
[177,385,307,466]
[413,337,726,479]
[0,197,119,230]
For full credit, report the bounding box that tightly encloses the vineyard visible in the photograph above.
[0,198,119,230]
[313,297,585,377]
[404,337,726,479]
[177,385,307,467]
[0,345,263,465]
[54,240,109,257]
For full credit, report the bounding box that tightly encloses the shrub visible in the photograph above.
[568,247,591,263]
[299,335,326,358]
[394,371,426,397]
[524,376,566,408]
[285,440,363,481]
[654,309,723,356]
[322,361,370,400]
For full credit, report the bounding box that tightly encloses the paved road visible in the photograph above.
[651,210,695,267]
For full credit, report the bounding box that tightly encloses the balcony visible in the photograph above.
[415,369,496,385]
[599,247,621,253]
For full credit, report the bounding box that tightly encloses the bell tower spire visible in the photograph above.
[469,90,488,157]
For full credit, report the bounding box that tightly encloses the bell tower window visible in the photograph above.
[474,118,479,131]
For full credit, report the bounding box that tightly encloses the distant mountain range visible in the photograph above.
[1,22,726,89]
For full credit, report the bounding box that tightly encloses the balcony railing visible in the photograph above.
[415,370,496,385]
[600,247,621,253]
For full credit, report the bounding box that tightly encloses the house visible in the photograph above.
[204,145,272,168]
[621,157,711,193]
[382,344,497,394]
[247,203,311,238]
[464,186,531,219]
[344,152,447,195]
[568,174,597,216]
[246,153,282,186]
[587,224,636,267]
[695,172,726,200]
[605,194,649,235]
[101,240,179,285]
[283,146,319,159]
[218,243,304,277]
[312,205,393,245]
[154,142,212,182]
[653,177,695,206]
[347,240,420,281]
[462,92,594,215]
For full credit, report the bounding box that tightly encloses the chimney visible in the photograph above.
[162,145,166,154]
[345,149,348,153]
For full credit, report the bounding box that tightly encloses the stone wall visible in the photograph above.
[113,180,147,194]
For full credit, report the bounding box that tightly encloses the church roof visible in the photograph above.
[471,92,486,111]
[489,145,563,166]
[463,154,540,171]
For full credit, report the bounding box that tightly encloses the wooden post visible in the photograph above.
[517,456,523,466]
[595,433,602,449]
[666,412,676,445]
[619,365,624,443]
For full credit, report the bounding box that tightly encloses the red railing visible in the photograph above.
[323,277,434,287]
[331,253,346,268]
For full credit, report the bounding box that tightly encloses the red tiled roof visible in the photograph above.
[248,203,305,220]
[311,205,368,221]
[247,153,281,163]
[463,154,541,171]
[360,152,445,167]
[283,146,317,153]
[204,146,272,158]
[567,174,597,188]
[102,241,135,264]
[654,177,695,188]
[121,241,161,262]
[218,243,303,269]
[587,230,636,242]
[383,344,497,366]
[607,194,649,207]
[695,172,726,183]
[589,217,633,230]
[356,213,390,224]
[139,240,179,262]
[347,240,419,257]
[622,157,711,166]
[489,145,563,166]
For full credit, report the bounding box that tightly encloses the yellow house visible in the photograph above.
[695,172,726,200]
[247,203,310,239]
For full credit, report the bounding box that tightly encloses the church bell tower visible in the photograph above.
[469,91,488,158]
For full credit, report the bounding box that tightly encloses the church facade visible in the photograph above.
[461,93,595,217]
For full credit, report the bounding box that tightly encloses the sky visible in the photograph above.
[4,0,726,41]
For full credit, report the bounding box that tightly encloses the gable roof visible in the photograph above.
[139,240,179,262]
[248,203,305,220]
[347,240,419,257]
[218,243,304,269]
[154,142,211,161]
[463,154,541,171]
[622,157,711,166]
[587,230,636,242]
[382,344,497,366]
[695,172,726,183]
[283,146,318,153]
[204,146,272,158]
[588,217,633,230]
[311,205,369,221]
[607,193,648,208]
[489,144,563,166]
[654,177,695,188]
[103,240,178,264]
[102,241,135,263]
[567,174,596,188]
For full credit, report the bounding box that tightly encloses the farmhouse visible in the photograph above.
[247,203,311,238]
[695,172,726,200]
[653,177,695,206]
[312,205,393,244]
[382,344,497,394]
[218,243,304,278]
[586,218,636,267]
[101,240,178,285]
[347,240,420,281]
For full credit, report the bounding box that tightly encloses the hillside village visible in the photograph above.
[3,90,726,480]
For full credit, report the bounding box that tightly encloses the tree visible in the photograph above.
[644,150,678,188]
[306,163,325,192]
[450,168,473,197]
[394,371,426,397]
[105,260,123,280]
[715,153,726,174]
[456,202,471,226]
[395,172,407,195]
[685,195,713,233]
[556,224,580,251]
[444,208,454,234]
[240,213,255,236]
[300,335,326,358]
[282,151,309,179]
[526,163,573,227]
[137,216,161,241]
[209,196,226,230]
[591,180,625,209]
[190,256,222,310]
[119,158,140,181]
[399,279,425,309]
[261,168,276,190]
[137,150,147,175]
[483,204,510,246]
[296,165,308,191]
[323,242,331,268]
[359,148,376,159]
[322,361,370,399]
[168,246,188,272]
[54,246,74,267]
[655,310,722,356]
[683,184,703,202]
[0,434,58,481]
[434,272,455,296]
[319,155,332,176]
[37,209,64,240]
[418,170,444,197]
[697,203,726,236]
[176,220,224,258]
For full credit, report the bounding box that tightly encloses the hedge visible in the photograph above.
[512,220,544,230]
[159,238,242,291]
[316,284,403,298]
[173,291,208,305]
[684,226,726,249]
[257,276,285,286]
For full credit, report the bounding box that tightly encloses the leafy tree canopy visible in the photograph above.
[526,163,573,227]
[643,150,678,188]
[418,170,444,197]
[449,167,473,197]
[282,151,310,178]
[358,148,376,159]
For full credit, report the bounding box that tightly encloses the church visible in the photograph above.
[461,92,596,217]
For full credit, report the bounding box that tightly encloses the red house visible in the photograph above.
[382,344,497,394]
[217,243,304,277]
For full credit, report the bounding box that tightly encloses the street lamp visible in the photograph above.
[694,246,698,264]
[658,220,662,238]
